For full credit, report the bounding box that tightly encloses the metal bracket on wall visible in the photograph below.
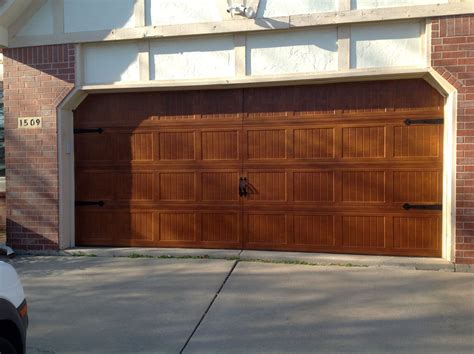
[73,128,104,134]
[404,118,444,126]
[75,201,105,207]
[402,203,442,211]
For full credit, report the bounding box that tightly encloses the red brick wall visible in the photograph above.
[432,15,474,264]
[3,44,75,251]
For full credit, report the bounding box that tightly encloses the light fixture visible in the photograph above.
[226,0,256,18]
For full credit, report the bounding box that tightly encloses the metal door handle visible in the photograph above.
[239,177,248,197]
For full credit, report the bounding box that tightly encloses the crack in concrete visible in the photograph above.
[179,259,239,354]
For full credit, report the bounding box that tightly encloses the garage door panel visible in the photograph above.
[75,134,115,163]
[293,128,335,159]
[158,172,196,201]
[201,130,240,160]
[246,172,287,202]
[294,215,336,246]
[293,171,334,202]
[342,126,386,158]
[158,132,196,160]
[116,173,154,201]
[246,213,287,245]
[393,125,442,158]
[393,216,440,251]
[116,133,154,162]
[76,211,115,243]
[246,129,287,160]
[342,216,386,248]
[158,212,197,242]
[201,171,240,202]
[76,171,115,200]
[393,171,442,203]
[341,171,386,203]
[201,212,240,244]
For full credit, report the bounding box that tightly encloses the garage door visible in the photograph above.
[75,80,443,257]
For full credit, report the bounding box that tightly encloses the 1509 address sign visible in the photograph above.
[18,117,42,129]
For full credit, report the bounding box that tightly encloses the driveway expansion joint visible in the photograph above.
[180,260,239,354]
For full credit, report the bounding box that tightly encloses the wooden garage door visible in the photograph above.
[75,80,443,256]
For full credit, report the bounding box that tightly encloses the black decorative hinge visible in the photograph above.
[403,203,442,211]
[74,128,104,134]
[75,201,105,207]
[404,118,444,126]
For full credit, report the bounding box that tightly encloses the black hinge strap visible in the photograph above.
[75,201,105,207]
[403,203,442,211]
[404,119,444,126]
[74,128,104,134]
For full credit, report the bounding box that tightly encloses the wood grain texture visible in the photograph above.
[75,80,443,256]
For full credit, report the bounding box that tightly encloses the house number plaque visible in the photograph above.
[18,117,43,129]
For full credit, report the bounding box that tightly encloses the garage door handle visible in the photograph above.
[402,203,442,211]
[75,201,105,207]
[239,177,248,197]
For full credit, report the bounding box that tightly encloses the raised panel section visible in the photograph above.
[116,173,154,201]
[294,128,334,159]
[247,214,287,244]
[393,126,441,158]
[393,217,440,250]
[76,212,114,242]
[342,171,385,202]
[159,132,195,160]
[342,216,385,248]
[293,172,334,202]
[115,212,154,241]
[159,173,195,201]
[294,215,335,246]
[393,171,441,203]
[159,213,196,241]
[75,135,114,162]
[76,172,114,200]
[247,172,286,201]
[202,131,239,160]
[117,133,153,161]
[202,213,239,243]
[130,213,154,240]
[247,130,286,159]
[202,172,239,201]
[342,127,385,158]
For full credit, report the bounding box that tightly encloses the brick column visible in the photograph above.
[432,16,474,264]
[3,45,75,251]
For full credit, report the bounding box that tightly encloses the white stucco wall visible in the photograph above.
[150,36,235,80]
[17,0,53,36]
[64,0,135,33]
[257,0,337,18]
[146,0,223,26]
[247,28,338,76]
[351,0,448,9]
[350,22,423,69]
[83,42,140,84]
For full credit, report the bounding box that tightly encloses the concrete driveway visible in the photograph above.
[7,256,474,354]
